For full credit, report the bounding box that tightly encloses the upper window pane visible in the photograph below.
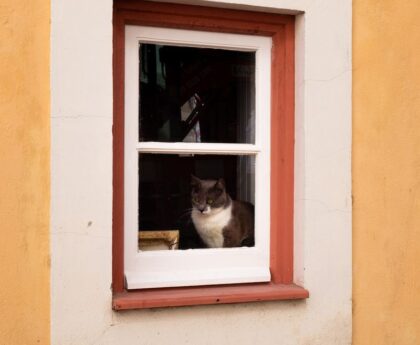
[139,44,255,143]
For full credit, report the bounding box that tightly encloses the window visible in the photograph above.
[125,26,271,289]
[113,0,308,309]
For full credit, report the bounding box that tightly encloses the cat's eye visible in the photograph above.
[207,199,213,204]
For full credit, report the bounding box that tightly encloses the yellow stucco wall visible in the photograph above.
[0,1,50,344]
[353,1,420,344]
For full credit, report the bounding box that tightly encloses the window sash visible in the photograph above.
[124,25,271,289]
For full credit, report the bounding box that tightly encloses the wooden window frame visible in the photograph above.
[112,0,309,310]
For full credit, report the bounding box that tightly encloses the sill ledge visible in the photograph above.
[113,282,309,310]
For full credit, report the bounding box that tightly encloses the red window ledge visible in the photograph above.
[113,283,308,310]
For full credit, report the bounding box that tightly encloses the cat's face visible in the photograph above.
[191,175,228,215]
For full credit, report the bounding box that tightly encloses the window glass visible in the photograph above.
[138,154,255,250]
[139,44,255,144]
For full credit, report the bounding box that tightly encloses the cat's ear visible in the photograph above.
[191,174,201,187]
[215,178,225,190]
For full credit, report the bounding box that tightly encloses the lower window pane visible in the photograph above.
[138,154,255,250]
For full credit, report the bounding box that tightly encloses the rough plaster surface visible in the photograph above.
[51,0,352,344]
[0,1,50,344]
[353,1,420,344]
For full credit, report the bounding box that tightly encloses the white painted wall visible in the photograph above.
[51,0,352,344]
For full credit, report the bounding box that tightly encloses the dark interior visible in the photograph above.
[138,44,255,249]
[139,44,255,143]
[138,154,254,249]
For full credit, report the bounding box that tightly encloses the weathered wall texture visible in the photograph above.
[353,1,420,344]
[51,1,351,344]
[0,0,50,344]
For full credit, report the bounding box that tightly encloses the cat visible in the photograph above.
[190,175,254,248]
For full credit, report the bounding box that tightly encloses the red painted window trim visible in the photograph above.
[112,0,308,310]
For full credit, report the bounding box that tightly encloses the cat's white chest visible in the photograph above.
[192,205,232,248]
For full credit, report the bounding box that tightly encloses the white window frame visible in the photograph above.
[124,26,271,289]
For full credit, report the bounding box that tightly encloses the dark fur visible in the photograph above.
[223,200,254,247]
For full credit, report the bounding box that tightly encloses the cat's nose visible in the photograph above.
[198,206,206,212]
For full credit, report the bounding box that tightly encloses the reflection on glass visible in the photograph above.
[180,94,201,143]
[139,44,255,143]
[138,154,255,250]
